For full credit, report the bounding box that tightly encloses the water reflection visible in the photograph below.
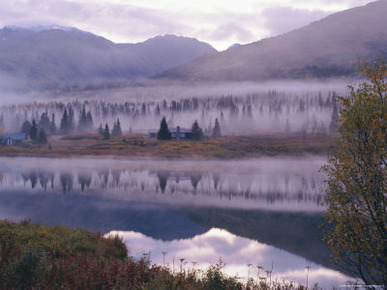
[0,157,326,211]
[0,156,355,287]
[108,228,351,288]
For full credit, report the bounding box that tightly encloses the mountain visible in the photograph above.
[0,27,216,89]
[159,1,387,81]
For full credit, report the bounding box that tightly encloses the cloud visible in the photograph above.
[208,23,255,42]
[109,228,351,288]
[261,6,330,36]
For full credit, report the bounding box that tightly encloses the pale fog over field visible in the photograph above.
[0,79,351,136]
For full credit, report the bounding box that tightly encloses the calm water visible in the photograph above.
[0,157,353,288]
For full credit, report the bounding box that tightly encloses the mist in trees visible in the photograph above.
[1,88,342,138]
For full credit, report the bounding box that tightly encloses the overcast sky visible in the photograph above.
[0,0,374,50]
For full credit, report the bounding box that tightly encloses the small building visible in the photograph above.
[0,132,27,146]
[149,126,193,140]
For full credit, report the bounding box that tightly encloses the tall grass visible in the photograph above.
[0,220,310,289]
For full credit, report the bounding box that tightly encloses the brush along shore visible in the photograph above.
[0,133,334,159]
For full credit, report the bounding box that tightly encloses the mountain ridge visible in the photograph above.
[158,0,387,81]
[0,27,216,89]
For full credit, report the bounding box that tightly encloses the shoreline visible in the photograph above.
[0,133,335,160]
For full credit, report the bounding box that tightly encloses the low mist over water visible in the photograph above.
[0,156,326,211]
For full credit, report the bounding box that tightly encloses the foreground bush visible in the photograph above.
[0,220,307,289]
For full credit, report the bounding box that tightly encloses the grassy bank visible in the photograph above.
[0,133,334,159]
[0,220,308,289]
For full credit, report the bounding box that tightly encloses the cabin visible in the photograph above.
[0,132,27,146]
[149,126,193,140]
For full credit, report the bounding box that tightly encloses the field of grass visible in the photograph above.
[0,133,335,159]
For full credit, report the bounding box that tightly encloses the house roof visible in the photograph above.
[0,132,26,140]
[149,127,192,134]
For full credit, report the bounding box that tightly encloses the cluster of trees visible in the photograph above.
[157,117,221,140]
[98,119,122,140]
[0,89,341,136]
[21,119,48,144]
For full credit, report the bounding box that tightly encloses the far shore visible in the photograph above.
[0,133,335,159]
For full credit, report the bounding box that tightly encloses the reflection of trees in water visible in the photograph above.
[78,173,92,192]
[5,168,325,205]
[157,172,170,193]
[98,170,110,188]
[29,172,38,188]
[190,173,202,192]
[213,174,220,190]
[60,173,73,193]
[111,170,121,186]
[38,171,55,190]
[20,170,54,189]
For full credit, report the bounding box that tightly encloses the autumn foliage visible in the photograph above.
[322,61,387,287]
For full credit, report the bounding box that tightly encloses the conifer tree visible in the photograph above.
[78,108,88,132]
[157,117,171,140]
[112,118,122,136]
[86,111,93,130]
[98,123,104,136]
[38,128,48,144]
[29,120,38,141]
[38,112,51,133]
[60,108,69,134]
[213,118,222,138]
[21,120,32,135]
[68,106,75,132]
[103,123,110,140]
[51,113,57,133]
[191,120,204,140]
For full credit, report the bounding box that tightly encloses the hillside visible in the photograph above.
[0,27,216,89]
[159,1,387,81]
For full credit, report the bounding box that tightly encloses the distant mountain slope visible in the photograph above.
[0,27,216,88]
[159,1,387,81]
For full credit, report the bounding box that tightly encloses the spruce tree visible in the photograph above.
[38,128,48,144]
[213,118,222,138]
[157,117,171,140]
[86,111,93,130]
[21,120,32,135]
[112,118,122,136]
[191,120,204,140]
[68,106,75,132]
[39,112,51,133]
[78,108,88,132]
[60,108,69,134]
[51,113,57,133]
[29,120,38,141]
[103,123,110,140]
[98,123,104,136]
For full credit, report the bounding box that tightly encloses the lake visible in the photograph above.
[0,156,353,288]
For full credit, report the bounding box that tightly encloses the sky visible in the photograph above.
[0,0,374,50]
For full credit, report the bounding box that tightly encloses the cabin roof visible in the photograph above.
[0,132,26,140]
[149,127,192,134]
